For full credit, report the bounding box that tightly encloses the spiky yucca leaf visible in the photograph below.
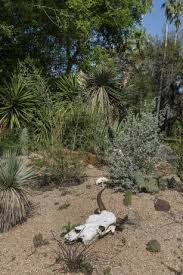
[0,152,36,232]
[0,75,38,129]
[57,75,84,103]
[80,65,121,123]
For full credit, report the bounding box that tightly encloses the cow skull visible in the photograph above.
[64,210,116,245]
[64,187,126,245]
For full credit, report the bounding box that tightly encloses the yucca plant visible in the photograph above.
[54,240,95,274]
[79,65,122,123]
[0,74,38,129]
[57,74,85,103]
[0,151,36,232]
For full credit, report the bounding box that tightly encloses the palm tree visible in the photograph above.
[0,75,38,129]
[79,65,122,124]
[157,0,175,115]
[172,0,183,45]
[0,151,37,232]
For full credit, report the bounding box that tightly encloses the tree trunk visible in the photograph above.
[156,22,169,115]
[174,31,178,46]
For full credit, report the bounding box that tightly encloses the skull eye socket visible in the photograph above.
[99,226,105,232]
[75,228,81,233]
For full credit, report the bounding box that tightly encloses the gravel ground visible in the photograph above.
[0,167,183,275]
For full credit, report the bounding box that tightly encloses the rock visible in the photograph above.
[146,240,161,253]
[87,164,94,169]
[126,208,141,227]
[154,199,171,212]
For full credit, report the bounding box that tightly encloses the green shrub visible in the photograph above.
[61,102,108,154]
[0,151,37,232]
[109,109,162,191]
[134,171,159,193]
[0,128,22,155]
[146,240,161,253]
[32,145,84,185]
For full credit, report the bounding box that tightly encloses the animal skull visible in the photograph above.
[64,210,116,245]
[64,186,126,245]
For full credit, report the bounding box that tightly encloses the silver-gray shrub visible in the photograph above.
[109,110,162,191]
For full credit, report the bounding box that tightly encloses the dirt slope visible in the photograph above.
[0,167,183,275]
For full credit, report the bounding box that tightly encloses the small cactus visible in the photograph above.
[123,190,132,207]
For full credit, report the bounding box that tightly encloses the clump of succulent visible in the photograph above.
[123,190,133,207]
[103,266,112,275]
[33,233,49,248]
[134,171,159,193]
[0,151,37,232]
[58,202,70,211]
[146,240,161,253]
[109,109,162,192]
[61,222,78,237]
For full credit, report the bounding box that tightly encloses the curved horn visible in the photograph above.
[97,188,106,212]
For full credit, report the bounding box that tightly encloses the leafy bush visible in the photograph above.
[109,110,162,191]
[61,102,108,154]
[0,128,22,155]
[0,151,36,232]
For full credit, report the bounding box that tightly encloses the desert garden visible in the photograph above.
[0,0,183,274]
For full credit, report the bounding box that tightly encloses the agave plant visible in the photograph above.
[79,65,122,123]
[0,74,38,129]
[0,152,36,232]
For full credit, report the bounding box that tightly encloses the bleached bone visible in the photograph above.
[64,188,127,245]
[65,211,116,245]
[96,177,109,186]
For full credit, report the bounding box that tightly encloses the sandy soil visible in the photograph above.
[0,166,183,275]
